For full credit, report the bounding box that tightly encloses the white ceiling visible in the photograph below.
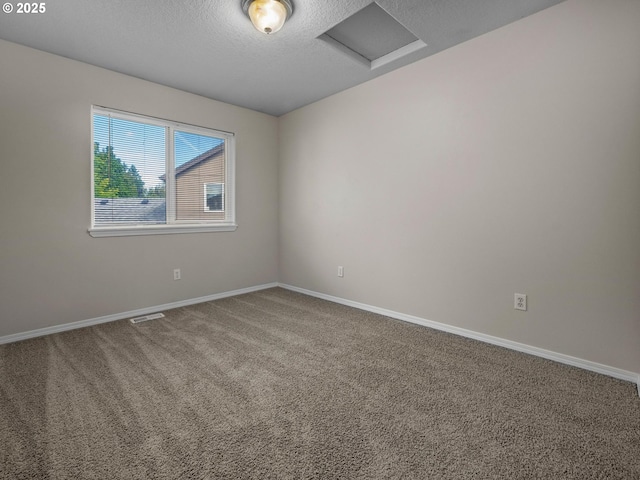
[0,0,564,116]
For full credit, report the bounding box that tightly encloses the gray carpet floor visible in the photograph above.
[1,287,639,479]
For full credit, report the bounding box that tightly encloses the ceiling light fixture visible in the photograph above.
[242,0,293,35]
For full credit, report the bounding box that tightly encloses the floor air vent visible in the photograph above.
[129,313,165,324]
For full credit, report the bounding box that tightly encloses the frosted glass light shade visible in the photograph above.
[246,0,290,34]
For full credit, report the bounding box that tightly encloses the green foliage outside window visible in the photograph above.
[94,142,164,198]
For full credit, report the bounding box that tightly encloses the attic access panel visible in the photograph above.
[320,2,427,70]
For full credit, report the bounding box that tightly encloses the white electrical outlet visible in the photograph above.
[514,293,527,311]
[173,269,181,281]
[338,266,344,278]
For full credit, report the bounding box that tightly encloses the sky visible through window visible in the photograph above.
[94,115,223,190]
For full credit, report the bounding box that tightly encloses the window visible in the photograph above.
[204,183,224,212]
[90,107,236,237]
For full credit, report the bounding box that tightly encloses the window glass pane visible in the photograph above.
[174,130,225,221]
[93,114,166,225]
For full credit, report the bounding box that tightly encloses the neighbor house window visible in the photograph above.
[204,183,224,212]
[90,106,236,237]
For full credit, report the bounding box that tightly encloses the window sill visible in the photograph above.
[88,223,238,238]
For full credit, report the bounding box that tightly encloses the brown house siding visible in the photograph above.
[175,150,225,221]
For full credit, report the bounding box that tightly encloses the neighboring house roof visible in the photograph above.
[94,198,166,224]
[160,143,225,181]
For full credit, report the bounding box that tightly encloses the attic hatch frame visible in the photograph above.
[318,2,427,71]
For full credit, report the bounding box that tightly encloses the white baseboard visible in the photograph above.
[279,283,640,395]
[0,282,279,346]
[2,281,638,397]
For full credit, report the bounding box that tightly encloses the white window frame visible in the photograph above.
[204,183,225,213]
[89,106,236,237]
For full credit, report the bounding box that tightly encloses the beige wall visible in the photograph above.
[278,0,640,373]
[0,39,279,337]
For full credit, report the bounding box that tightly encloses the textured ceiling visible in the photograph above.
[0,0,564,116]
